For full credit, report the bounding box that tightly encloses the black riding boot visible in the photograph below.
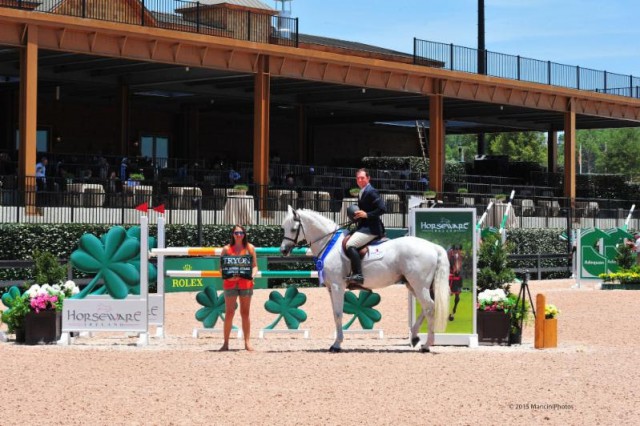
[346,246,364,284]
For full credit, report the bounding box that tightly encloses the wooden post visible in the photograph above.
[534,293,546,349]
[428,89,444,194]
[253,55,270,212]
[18,24,38,214]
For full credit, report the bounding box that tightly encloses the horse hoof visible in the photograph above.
[329,346,341,353]
[419,347,431,353]
[448,314,454,321]
[410,337,420,347]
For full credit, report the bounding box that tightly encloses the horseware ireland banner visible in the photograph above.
[410,208,476,346]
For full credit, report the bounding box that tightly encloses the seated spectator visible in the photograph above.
[284,174,295,188]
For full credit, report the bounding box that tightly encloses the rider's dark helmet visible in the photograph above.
[346,205,359,221]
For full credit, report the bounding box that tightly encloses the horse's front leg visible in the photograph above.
[328,281,345,352]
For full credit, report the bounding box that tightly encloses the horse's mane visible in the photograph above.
[296,208,338,231]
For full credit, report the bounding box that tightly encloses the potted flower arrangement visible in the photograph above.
[1,281,79,344]
[476,288,513,344]
[599,271,640,290]
[494,193,507,202]
[348,187,360,198]
[228,184,249,196]
[423,190,436,199]
[476,233,518,345]
[127,172,145,187]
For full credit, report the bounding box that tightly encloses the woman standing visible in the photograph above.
[220,224,258,351]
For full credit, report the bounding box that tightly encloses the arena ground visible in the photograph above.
[1,279,638,425]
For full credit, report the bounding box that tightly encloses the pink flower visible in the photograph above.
[29,293,60,313]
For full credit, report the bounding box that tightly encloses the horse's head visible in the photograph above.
[448,245,464,277]
[280,205,303,256]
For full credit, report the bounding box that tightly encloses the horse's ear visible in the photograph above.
[287,205,296,216]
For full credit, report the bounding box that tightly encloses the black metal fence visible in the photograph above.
[414,38,640,98]
[1,174,639,231]
[0,0,298,47]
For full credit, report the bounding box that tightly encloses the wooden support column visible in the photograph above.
[253,55,270,208]
[547,129,558,173]
[563,100,576,202]
[428,91,445,194]
[18,24,38,212]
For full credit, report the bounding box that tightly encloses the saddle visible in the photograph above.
[342,234,387,293]
[341,234,388,258]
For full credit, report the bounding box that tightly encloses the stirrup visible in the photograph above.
[346,273,364,284]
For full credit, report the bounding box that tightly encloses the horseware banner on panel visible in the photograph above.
[410,208,477,347]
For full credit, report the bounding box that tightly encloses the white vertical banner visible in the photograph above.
[409,208,477,347]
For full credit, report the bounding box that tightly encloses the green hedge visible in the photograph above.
[506,228,571,279]
[361,156,466,177]
[0,224,572,285]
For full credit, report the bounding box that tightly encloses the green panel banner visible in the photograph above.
[579,227,633,279]
[411,208,476,335]
[164,257,268,293]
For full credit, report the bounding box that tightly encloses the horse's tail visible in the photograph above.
[432,245,450,333]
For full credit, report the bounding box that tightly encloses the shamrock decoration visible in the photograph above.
[70,226,141,299]
[1,286,21,310]
[195,286,237,329]
[342,290,382,330]
[263,286,307,330]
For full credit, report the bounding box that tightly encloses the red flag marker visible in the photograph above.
[153,204,165,214]
[135,202,149,212]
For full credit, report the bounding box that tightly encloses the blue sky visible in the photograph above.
[285,0,640,76]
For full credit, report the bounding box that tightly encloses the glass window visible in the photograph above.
[15,129,49,152]
[140,134,169,169]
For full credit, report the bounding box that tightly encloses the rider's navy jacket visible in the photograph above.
[356,183,386,237]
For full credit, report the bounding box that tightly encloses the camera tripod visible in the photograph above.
[513,271,536,333]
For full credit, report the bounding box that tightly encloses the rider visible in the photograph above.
[346,168,386,287]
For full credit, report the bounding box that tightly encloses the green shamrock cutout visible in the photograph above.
[195,286,237,329]
[342,290,382,330]
[263,286,307,330]
[70,226,141,299]
[1,286,22,310]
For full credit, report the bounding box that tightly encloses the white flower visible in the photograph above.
[63,280,79,297]
[26,284,41,298]
[478,288,507,303]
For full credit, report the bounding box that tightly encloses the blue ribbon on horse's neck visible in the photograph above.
[314,231,343,285]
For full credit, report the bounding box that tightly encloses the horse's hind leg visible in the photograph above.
[407,285,435,352]
[407,284,435,352]
[410,311,424,347]
[328,282,345,352]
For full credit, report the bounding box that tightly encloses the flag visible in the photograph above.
[135,202,148,212]
[153,204,165,214]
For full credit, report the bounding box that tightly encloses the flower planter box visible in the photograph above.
[543,318,557,348]
[601,283,640,290]
[477,310,510,345]
[15,327,25,344]
[24,310,62,345]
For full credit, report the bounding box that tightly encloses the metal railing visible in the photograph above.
[2,177,640,231]
[0,0,298,47]
[414,38,640,99]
